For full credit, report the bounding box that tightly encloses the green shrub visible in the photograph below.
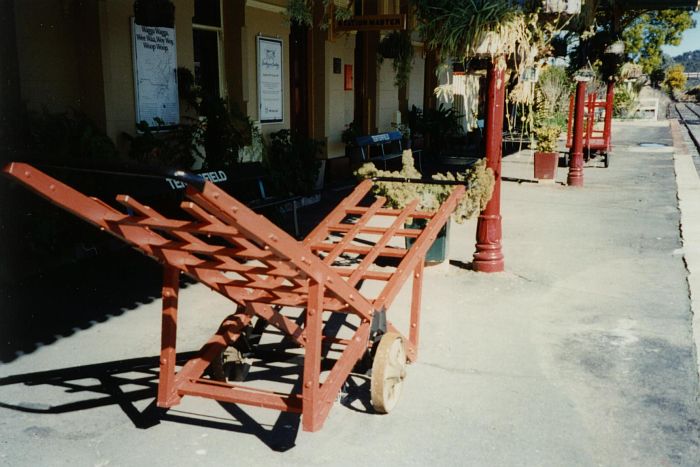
[355,150,494,224]
[613,85,638,117]
[534,124,561,153]
[408,104,464,154]
[123,118,200,169]
[341,121,361,146]
[264,129,322,196]
[198,97,253,169]
[12,108,118,164]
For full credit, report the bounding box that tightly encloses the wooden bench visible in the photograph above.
[355,131,422,171]
[636,98,659,120]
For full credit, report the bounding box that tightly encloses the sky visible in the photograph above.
[661,11,700,57]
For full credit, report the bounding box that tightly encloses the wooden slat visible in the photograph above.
[348,199,418,286]
[179,380,302,413]
[344,206,434,219]
[334,269,392,281]
[323,197,385,266]
[302,180,374,246]
[372,185,465,312]
[329,223,421,238]
[310,242,408,258]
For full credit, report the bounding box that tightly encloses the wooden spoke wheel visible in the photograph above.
[370,333,407,414]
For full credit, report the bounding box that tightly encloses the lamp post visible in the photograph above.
[567,75,590,187]
[473,57,506,273]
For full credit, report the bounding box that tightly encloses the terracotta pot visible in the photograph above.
[534,151,558,180]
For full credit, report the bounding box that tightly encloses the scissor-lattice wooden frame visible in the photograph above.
[4,163,464,432]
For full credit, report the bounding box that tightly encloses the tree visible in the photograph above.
[567,4,694,80]
[664,63,687,93]
[537,65,569,116]
[622,10,695,75]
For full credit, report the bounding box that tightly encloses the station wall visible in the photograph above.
[10,0,426,165]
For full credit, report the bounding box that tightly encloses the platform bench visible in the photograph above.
[355,131,422,171]
[166,163,301,237]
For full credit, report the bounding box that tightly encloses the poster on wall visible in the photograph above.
[257,36,283,124]
[131,19,180,127]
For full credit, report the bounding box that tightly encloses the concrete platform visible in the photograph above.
[1,120,699,466]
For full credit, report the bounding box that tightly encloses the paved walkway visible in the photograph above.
[1,120,699,466]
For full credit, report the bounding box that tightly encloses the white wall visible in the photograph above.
[325,34,355,158]
[408,49,425,111]
[376,56,399,132]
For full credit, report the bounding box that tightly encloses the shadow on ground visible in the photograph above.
[0,249,173,363]
[0,352,305,451]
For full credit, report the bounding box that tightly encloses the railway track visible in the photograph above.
[675,102,700,152]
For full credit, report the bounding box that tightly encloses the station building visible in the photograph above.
[2,0,437,166]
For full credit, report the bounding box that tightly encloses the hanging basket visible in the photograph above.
[551,36,568,57]
[378,32,405,60]
[543,0,581,15]
[473,31,503,57]
[604,41,625,56]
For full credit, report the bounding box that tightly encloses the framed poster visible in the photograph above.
[257,36,284,124]
[131,19,180,128]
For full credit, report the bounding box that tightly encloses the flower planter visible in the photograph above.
[543,0,581,14]
[533,151,558,181]
[405,218,450,265]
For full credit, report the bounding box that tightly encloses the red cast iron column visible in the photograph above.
[603,80,614,151]
[473,58,505,273]
[567,80,587,187]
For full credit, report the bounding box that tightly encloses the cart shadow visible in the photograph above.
[0,352,305,451]
[339,374,375,414]
[0,249,180,364]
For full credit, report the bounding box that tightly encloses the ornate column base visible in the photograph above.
[567,159,584,187]
[472,214,504,273]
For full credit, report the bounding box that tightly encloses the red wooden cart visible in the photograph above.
[3,162,465,432]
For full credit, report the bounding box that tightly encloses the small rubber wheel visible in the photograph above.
[209,347,249,382]
[370,333,407,414]
[604,153,610,168]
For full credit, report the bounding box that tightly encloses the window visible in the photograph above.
[192,0,225,98]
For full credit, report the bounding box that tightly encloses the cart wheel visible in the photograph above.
[209,347,249,382]
[370,333,407,414]
[604,153,610,168]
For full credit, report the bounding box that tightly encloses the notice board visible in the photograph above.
[131,20,180,127]
[257,36,284,124]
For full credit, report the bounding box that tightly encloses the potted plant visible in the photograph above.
[533,124,561,181]
[264,129,322,197]
[341,120,360,159]
[356,151,495,264]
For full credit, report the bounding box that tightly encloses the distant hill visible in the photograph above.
[674,49,700,73]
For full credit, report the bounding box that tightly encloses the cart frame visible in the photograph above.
[4,163,465,432]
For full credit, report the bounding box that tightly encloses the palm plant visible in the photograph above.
[413,0,518,61]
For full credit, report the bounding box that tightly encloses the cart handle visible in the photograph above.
[5,163,207,191]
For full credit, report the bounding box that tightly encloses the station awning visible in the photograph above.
[616,0,699,9]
